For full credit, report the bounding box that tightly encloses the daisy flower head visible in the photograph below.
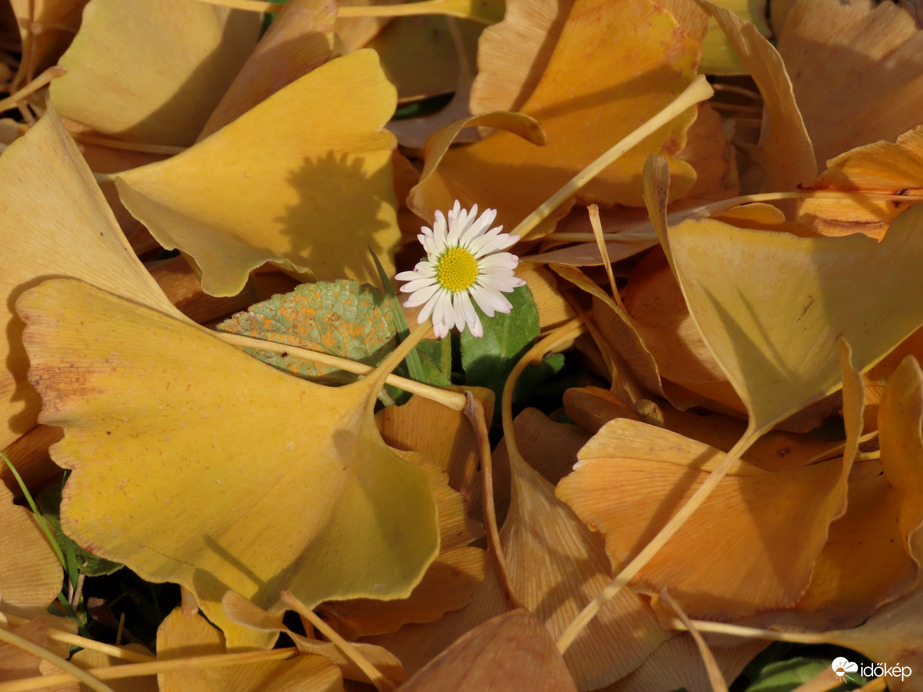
[396,201,526,338]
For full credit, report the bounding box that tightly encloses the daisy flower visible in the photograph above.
[397,201,525,338]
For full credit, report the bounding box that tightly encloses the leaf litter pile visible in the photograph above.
[2,0,923,690]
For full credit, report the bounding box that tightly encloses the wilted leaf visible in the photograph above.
[50,0,260,146]
[18,278,439,647]
[116,49,401,297]
[216,280,398,382]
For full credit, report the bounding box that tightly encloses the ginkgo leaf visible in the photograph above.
[398,610,578,692]
[17,278,439,648]
[557,418,855,618]
[777,0,923,168]
[798,125,923,238]
[694,0,816,191]
[216,280,398,382]
[198,0,337,139]
[0,483,62,618]
[7,0,87,90]
[411,0,702,238]
[49,0,260,146]
[0,106,178,450]
[157,607,342,692]
[116,49,401,297]
[660,203,923,434]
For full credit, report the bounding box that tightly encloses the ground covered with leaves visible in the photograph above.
[2,0,923,690]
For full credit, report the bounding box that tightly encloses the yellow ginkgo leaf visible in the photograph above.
[17,278,439,648]
[49,0,260,146]
[0,106,178,451]
[661,203,923,434]
[411,0,702,238]
[115,49,401,297]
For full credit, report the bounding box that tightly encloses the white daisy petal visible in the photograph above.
[397,201,522,338]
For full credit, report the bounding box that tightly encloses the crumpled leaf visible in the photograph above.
[17,278,439,647]
[0,107,178,451]
[49,0,260,146]
[798,125,923,238]
[693,0,815,192]
[411,0,702,239]
[157,607,343,692]
[116,49,401,297]
[216,280,398,382]
[399,609,578,692]
[660,203,923,434]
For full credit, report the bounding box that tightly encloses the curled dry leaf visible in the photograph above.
[49,0,260,146]
[116,49,402,297]
[17,278,439,648]
[694,0,816,191]
[798,125,923,238]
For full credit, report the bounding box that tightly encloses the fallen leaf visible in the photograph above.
[398,609,578,692]
[49,0,260,146]
[116,49,401,297]
[411,0,702,238]
[17,277,439,647]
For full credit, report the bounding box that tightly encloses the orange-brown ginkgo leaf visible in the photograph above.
[695,0,816,191]
[777,0,923,169]
[49,0,259,146]
[411,0,702,238]
[557,418,854,618]
[17,278,439,648]
[0,107,178,452]
[115,49,401,297]
[157,607,343,692]
[750,355,923,631]
[798,126,923,239]
[399,609,578,692]
[501,420,672,689]
[660,203,923,434]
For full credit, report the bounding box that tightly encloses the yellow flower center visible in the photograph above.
[436,246,479,293]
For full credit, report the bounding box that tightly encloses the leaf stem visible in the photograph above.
[511,74,714,239]
[213,329,467,411]
[191,0,500,24]
[0,625,113,692]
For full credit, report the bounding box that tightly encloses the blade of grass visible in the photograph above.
[370,247,426,382]
[1,453,67,574]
